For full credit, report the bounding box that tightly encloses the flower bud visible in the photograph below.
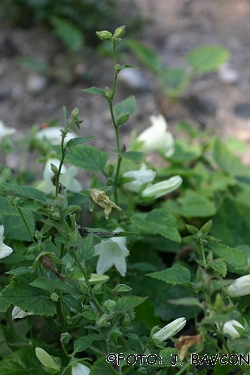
[104,299,116,313]
[105,86,113,99]
[152,318,186,342]
[222,320,245,339]
[96,30,113,41]
[112,284,132,293]
[35,347,61,374]
[72,362,90,375]
[96,314,110,327]
[142,176,182,199]
[50,293,59,302]
[113,25,126,39]
[227,275,250,297]
[71,108,79,118]
[60,332,71,344]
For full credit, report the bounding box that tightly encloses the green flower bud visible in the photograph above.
[112,284,132,293]
[50,293,59,302]
[60,332,71,344]
[113,25,126,39]
[104,299,116,313]
[35,347,61,374]
[71,108,79,118]
[96,30,113,41]
[96,314,110,327]
[105,86,112,99]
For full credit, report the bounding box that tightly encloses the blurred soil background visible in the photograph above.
[1,0,250,176]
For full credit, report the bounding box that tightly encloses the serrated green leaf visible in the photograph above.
[170,139,202,163]
[0,347,48,375]
[120,151,145,163]
[159,348,178,366]
[131,209,181,243]
[73,333,101,354]
[161,68,190,98]
[213,138,250,177]
[1,182,47,202]
[50,16,84,52]
[134,300,160,328]
[185,44,230,72]
[0,196,19,216]
[90,356,118,375]
[78,234,94,261]
[2,213,35,241]
[62,145,108,172]
[6,267,29,275]
[167,190,216,218]
[208,243,245,272]
[116,296,147,312]
[66,136,94,149]
[146,264,190,285]
[208,258,227,277]
[30,277,79,295]
[0,273,56,316]
[81,86,105,96]
[114,96,136,118]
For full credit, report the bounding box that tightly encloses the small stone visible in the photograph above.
[118,68,148,90]
[218,63,239,84]
[234,102,250,119]
[26,73,47,92]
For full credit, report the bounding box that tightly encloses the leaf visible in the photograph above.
[208,243,245,272]
[131,208,181,243]
[208,258,227,277]
[63,145,108,172]
[0,273,56,316]
[167,190,216,218]
[147,264,191,285]
[66,136,94,148]
[30,277,79,296]
[50,16,84,52]
[114,96,137,118]
[73,334,101,354]
[161,68,191,98]
[81,86,105,96]
[213,138,250,177]
[185,44,230,72]
[90,357,118,375]
[2,213,35,241]
[170,139,202,163]
[120,151,144,163]
[211,195,250,247]
[125,39,163,74]
[78,234,95,261]
[0,347,48,375]
[159,348,179,366]
[0,196,20,216]
[134,300,160,328]
[115,296,148,312]
[168,297,202,308]
[1,182,47,202]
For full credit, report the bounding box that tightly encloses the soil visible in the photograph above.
[1,0,250,183]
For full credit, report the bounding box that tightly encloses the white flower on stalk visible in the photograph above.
[137,114,174,157]
[222,320,245,339]
[36,126,77,145]
[72,363,90,375]
[94,228,129,277]
[152,317,186,342]
[37,158,82,194]
[142,175,182,199]
[227,275,250,297]
[0,225,13,259]
[123,163,156,193]
[0,120,16,140]
[12,306,35,319]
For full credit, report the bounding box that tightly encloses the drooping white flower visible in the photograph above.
[36,158,82,194]
[0,225,13,259]
[94,228,129,276]
[142,175,182,199]
[12,306,35,319]
[36,126,77,145]
[72,363,90,375]
[222,320,245,339]
[227,275,250,297]
[153,317,186,342]
[0,120,16,140]
[137,114,174,157]
[123,163,156,193]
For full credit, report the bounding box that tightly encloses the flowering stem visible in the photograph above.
[71,248,105,314]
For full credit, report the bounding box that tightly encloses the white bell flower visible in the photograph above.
[36,126,77,145]
[123,163,156,193]
[37,158,82,194]
[72,363,90,375]
[94,228,129,277]
[142,175,182,199]
[153,317,186,342]
[12,306,35,319]
[0,120,16,140]
[222,320,245,339]
[227,275,250,297]
[0,225,13,259]
[137,114,174,157]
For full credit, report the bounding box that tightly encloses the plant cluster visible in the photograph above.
[0,26,250,375]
